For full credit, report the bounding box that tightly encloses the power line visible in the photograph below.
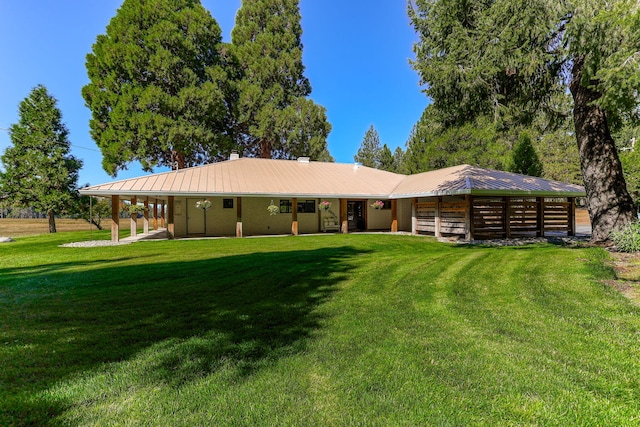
[0,127,100,153]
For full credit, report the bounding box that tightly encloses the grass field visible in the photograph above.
[1,231,639,426]
[0,219,95,237]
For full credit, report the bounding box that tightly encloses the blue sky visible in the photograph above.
[0,1,427,186]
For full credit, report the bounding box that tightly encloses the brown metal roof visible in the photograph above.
[391,164,585,197]
[80,160,586,199]
[81,158,406,199]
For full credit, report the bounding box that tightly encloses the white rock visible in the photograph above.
[0,237,14,243]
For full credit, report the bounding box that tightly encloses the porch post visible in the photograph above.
[153,199,158,230]
[291,198,299,235]
[167,196,175,238]
[130,196,137,238]
[434,196,441,238]
[111,195,120,242]
[236,197,243,238]
[504,197,511,238]
[143,197,149,234]
[340,198,348,234]
[465,195,473,240]
[568,197,576,236]
[411,198,417,235]
[537,197,545,237]
[391,199,398,232]
[161,203,165,228]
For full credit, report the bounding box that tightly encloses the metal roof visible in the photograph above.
[391,164,585,198]
[80,159,586,199]
[80,158,406,199]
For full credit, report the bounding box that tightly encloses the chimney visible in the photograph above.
[229,150,240,161]
[297,157,310,163]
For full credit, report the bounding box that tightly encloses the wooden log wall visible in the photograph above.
[415,196,574,239]
[472,198,506,238]
[415,199,467,236]
[508,198,539,237]
[543,199,572,234]
[440,200,467,235]
[415,201,436,234]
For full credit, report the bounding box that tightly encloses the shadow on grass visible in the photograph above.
[0,245,365,426]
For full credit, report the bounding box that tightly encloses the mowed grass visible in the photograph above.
[1,232,639,426]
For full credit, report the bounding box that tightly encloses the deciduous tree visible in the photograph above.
[0,85,82,232]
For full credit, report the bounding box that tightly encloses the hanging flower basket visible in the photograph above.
[196,199,212,235]
[320,201,331,211]
[267,200,279,216]
[196,199,212,210]
[371,200,385,210]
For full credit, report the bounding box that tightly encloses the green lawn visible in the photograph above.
[1,232,639,426]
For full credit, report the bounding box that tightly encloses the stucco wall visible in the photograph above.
[397,198,412,232]
[171,196,414,237]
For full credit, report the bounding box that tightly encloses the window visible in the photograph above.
[381,200,392,210]
[279,200,316,213]
[280,200,292,213]
[297,200,316,213]
[223,198,233,209]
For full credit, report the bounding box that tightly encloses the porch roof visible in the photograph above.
[390,164,586,198]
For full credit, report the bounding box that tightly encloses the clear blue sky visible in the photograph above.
[0,1,427,186]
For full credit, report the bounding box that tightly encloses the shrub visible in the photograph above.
[610,221,640,252]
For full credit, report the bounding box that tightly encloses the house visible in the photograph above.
[79,155,586,242]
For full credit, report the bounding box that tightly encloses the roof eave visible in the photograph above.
[390,189,586,199]
[78,189,395,199]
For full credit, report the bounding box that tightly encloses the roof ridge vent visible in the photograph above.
[298,157,310,163]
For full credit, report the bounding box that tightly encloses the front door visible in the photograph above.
[186,198,205,235]
[347,201,366,231]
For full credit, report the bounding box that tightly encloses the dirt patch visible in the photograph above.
[604,251,640,306]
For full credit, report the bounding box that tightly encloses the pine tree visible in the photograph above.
[232,0,332,160]
[409,0,640,242]
[508,133,543,177]
[83,0,234,175]
[354,125,382,168]
[0,85,82,233]
[379,144,395,172]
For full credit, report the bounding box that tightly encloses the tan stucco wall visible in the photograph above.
[397,198,412,232]
[367,199,392,230]
[170,196,415,238]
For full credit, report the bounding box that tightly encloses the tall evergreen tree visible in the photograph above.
[392,146,407,174]
[232,0,332,160]
[379,144,395,172]
[83,0,234,176]
[354,125,383,168]
[508,133,543,177]
[409,0,640,242]
[0,85,82,233]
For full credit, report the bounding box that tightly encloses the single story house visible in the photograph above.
[80,155,586,242]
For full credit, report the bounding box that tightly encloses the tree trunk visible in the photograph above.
[570,56,636,243]
[259,139,272,159]
[171,150,186,170]
[48,211,57,233]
